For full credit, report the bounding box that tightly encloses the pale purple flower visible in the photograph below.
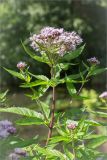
[87,57,100,65]
[17,61,27,70]
[9,153,20,160]
[9,148,27,160]
[14,148,27,157]
[0,120,16,139]
[99,91,107,99]
[29,27,82,57]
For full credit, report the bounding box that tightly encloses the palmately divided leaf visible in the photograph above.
[0,107,44,119]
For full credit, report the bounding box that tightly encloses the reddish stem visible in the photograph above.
[46,66,56,145]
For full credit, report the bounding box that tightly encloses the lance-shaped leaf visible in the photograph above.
[66,76,77,95]
[62,44,85,61]
[88,136,107,148]
[22,42,50,65]
[89,67,107,76]
[91,111,107,118]
[35,145,66,159]
[20,80,49,88]
[16,117,44,125]
[4,68,25,80]
[26,85,49,100]
[0,107,44,119]
[37,100,50,119]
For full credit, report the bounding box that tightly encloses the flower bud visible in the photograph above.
[87,57,100,65]
[17,61,27,70]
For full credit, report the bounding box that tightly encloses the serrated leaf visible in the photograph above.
[37,100,50,119]
[88,136,107,148]
[91,111,107,118]
[4,68,25,80]
[66,81,77,95]
[50,136,70,144]
[89,68,107,76]
[22,42,50,65]
[16,117,44,125]
[0,107,44,119]
[62,45,85,61]
[20,80,48,88]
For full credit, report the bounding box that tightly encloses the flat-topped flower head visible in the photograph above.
[17,61,27,70]
[29,27,82,58]
[0,120,16,139]
[99,91,107,99]
[87,57,100,65]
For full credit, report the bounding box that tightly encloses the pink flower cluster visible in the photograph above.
[0,120,16,139]
[87,57,100,65]
[9,148,27,160]
[99,91,107,99]
[67,121,78,130]
[29,27,82,57]
[17,61,27,70]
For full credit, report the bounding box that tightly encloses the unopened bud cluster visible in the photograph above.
[17,61,27,70]
[29,27,82,57]
[9,148,27,160]
[67,121,78,130]
[0,120,16,138]
[87,57,100,65]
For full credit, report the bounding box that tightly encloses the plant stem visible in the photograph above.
[72,140,76,160]
[46,66,56,145]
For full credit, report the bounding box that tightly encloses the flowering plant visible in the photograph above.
[1,27,107,160]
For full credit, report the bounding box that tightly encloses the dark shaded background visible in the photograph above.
[0,0,107,90]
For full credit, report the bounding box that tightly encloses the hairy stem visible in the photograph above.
[46,66,56,145]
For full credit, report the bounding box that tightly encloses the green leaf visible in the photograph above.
[22,42,50,65]
[89,68,107,76]
[85,120,102,126]
[63,145,74,160]
[4,68,25,80]
[66,80,77,95]
[0,90,8,102]
[16,117,44,125]
[26,85,49,100]
[50,136,70,144]
[62,45,85,61]
[37,100,50,119]
[88,136,107,148]
[35,145,66,159]
[91,111,107,118]
[66,70,87,80]
[20,80,48,88]
[0,107,44,119]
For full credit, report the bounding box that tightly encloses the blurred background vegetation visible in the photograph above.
[0,0,107,90]
[0,1,107,159]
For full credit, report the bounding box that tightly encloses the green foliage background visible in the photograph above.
[0,0,107,88]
